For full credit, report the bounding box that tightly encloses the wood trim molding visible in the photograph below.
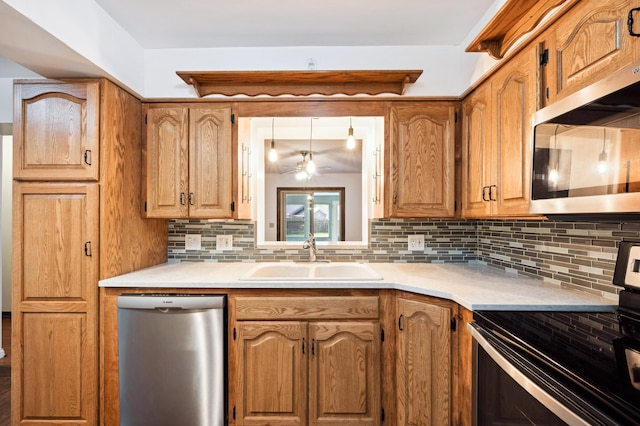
[466,0,567,59]
[176,70,423,97]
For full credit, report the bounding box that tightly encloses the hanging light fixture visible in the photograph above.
[346,117,356,150]
[306,118,316,175]
[597,128,608,175]
[268,118,278,163]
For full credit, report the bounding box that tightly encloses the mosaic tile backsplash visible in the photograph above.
[168,218,640,297]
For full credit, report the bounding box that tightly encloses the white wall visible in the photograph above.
[1,134,10,313]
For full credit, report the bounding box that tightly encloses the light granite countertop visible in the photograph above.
[99,261,618,312]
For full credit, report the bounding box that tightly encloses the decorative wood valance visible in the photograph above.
[176,70,423,97]
[466,0,567,59]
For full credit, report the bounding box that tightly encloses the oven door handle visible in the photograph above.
[468,322,592,426]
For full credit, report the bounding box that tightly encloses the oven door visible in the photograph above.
[469,323,616,426]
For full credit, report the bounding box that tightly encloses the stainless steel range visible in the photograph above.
[469,241,640,425]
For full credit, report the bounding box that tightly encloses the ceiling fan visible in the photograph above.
[280,151,331,179]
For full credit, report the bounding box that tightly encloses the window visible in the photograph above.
[277,188,345,242]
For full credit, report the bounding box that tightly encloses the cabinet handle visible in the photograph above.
[180,192,186,205]
[188,192,194,206]
[302,338,305,354]
[312,339,315,355]
[628,7,640,36]
[84,241,92,257]
[393,191,398,204]
[84,150,92,166]
[482,186,490,202]
[489,184,498,202]
[398,314,404,331]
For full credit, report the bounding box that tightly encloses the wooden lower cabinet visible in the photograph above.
[101,290,470,426]
[235,320,381,426]
[237,321,308,425]
[396,297,453,426]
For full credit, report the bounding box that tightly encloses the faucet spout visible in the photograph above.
[302,233,317,262]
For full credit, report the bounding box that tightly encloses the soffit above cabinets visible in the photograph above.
[466,0,569,59]
[176,70,423,97]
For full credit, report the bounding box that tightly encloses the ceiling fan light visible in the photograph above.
[306,153,316,174]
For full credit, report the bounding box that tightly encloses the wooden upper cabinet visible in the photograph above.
[13,81,100,181]
[144,107,189,217]
[386,102,456,218]
[547,0,640,103]
[189,108,233,217]
[492,48,536,217]
[143,105,233,218]
[462,47,537,218]
[461,84,492,218]
[396,298,452,426]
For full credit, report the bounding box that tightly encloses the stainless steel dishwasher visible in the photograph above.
[117,294,227,426]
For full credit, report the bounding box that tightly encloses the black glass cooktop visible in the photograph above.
[474,311,640,425]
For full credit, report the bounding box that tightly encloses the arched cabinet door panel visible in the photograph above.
[14,81,100,181]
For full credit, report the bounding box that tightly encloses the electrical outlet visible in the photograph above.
[217,235,233,250]
[408,234,425,251]
[185,234,202,250]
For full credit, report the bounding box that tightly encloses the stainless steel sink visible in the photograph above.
[240,262,382,281]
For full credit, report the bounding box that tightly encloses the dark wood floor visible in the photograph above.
[0,313,11,426]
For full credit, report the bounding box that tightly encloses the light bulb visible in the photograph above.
[268,147,277,162]
[597,151,608,174]
[306,153,316,174]
[347,126,355,150]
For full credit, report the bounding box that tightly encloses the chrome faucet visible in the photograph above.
[302,233,317,262]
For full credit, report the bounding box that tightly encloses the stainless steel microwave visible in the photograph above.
[530,62,640,217]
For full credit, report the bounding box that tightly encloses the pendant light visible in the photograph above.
[306,118,316,175]
[268,118,278,162]
[346,117,356,150]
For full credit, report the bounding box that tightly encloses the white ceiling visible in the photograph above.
[94,0,496,49]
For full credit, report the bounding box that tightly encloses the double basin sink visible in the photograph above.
[240,262,382,281]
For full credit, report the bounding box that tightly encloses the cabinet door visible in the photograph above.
[144,107,189,217]
[396,298,451,426]
[13,81,100,181]
[309,322,381,426]
[387,103,455,218]
[237,321,307,426]
[461,84,492,218]
[552,0,640,102]
[13,182,99,425]
[491,47,536,217]
[189,107,233,218]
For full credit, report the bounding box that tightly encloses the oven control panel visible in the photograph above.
[614,241,640,289]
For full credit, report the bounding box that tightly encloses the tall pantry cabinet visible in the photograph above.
[12,79,167,425]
